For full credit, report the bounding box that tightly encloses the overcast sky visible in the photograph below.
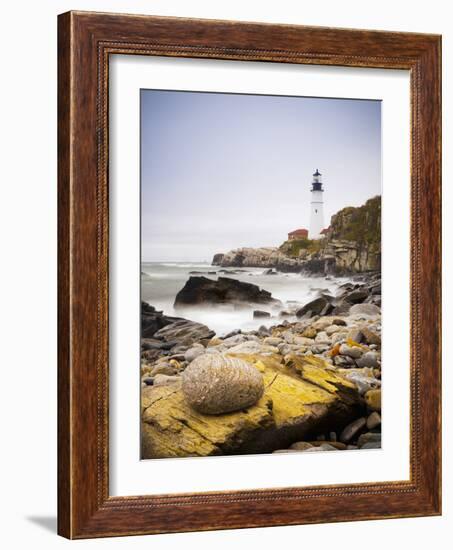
[141,89,381,262]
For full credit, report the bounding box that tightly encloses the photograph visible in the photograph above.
[140,89,382,459]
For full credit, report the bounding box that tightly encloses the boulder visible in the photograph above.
[181,354,265,414]
[296,296,333,318]
[212,253,225,265]
[141,302,183,338]
[174,276,281,308]
[344,289,369,303]
[141,353,363,458]
[153,319,215,347]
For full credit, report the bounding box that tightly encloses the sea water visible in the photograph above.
[141,262,350,336]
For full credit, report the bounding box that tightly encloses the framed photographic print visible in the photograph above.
[58,11,441,538]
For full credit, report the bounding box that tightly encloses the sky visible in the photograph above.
[141,89,381,262]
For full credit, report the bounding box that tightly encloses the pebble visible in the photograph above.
[304,443,338,452]
[282,330,295,344]
[361,441,381,449]
[302,327,317,338]
[350,303,381,316]
[347,328,363,343]
[184,346,205,363]
[331,332,347,344]
[367,411,381,430]
[315,331,330,343]
[339,417,367,443]
[294,336,316,346]
[150,364,177,377]
[360,327,381,345]
[334,355,355,367]
[326,324,341,335]
[331,318,347,326]
[343,371,380,395]
[263,336,283,346]
[339,344,363,359]
[357,432,382,448]
[289,441,314,451]
[356,351,379,368]
[365,389,382,411]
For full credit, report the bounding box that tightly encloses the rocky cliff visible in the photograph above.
[212,196,381,274]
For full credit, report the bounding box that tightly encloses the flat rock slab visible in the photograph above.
[141,353,363,459]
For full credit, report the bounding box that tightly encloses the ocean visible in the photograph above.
[141,262,351,336]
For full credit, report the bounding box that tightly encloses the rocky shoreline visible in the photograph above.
[141,271,382,459]
[212,196,381,275]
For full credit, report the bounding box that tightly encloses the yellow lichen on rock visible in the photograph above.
[141,352,363,459]
[141,382,274,459]
[227,352,359,428]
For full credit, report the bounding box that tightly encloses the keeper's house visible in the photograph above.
[287,228,308,241]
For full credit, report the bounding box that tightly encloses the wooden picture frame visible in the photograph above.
[58,11,441,539]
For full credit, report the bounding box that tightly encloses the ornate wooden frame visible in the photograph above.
[58,11,441,539]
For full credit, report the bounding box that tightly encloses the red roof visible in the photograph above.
[288,228,308,236]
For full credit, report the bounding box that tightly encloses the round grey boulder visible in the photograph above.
[181,354,264,415]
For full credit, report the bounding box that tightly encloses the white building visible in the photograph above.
[308,169,325,240]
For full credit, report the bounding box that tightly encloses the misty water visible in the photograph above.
[142,262,352,336]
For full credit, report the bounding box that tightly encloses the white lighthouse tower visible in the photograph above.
[309,169,325,240]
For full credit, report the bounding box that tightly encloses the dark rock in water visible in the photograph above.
[154,319,215,347]
[263,268,277,275]
[296,295,333,318]
[279,311,293,318]
[174,276,281,308]
[141,302,183,339]
[189,270,217,275]
[218,269,248,274]
[212,253,225,266]
[253,310,271,318]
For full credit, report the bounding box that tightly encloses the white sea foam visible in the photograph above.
[141,262,351,335]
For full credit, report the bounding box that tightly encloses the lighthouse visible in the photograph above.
[309,169,325,240]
